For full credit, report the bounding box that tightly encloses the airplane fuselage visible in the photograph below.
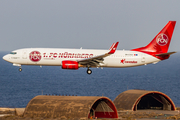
[3,48,160,68]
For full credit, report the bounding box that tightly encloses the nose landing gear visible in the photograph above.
[12,64,22,72]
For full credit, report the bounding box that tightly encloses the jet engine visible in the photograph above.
[62,61,79,70]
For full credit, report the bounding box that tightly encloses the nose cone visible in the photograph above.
[3,54,9,62]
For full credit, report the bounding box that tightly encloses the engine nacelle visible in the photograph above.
[62,61,79,70]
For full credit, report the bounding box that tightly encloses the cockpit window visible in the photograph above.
[10,52,17,55]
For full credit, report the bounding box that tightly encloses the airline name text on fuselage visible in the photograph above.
[43,52,94,59]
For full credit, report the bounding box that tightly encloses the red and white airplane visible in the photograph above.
[3,21,176,74]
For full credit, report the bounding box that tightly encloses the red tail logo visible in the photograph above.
[156,34,168,46]
[131,21,176,54]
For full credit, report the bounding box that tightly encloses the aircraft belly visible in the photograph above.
[36,59,61,66]
[21,58,61,66]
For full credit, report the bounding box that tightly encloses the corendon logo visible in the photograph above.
[121,59,125,64]
[29,51,41,62]
[120,59,137,64]
[156,34,168,46]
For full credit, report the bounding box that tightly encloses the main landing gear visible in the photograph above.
[87,68,92,75]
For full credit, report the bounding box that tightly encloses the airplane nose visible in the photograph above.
[3,55,9,61]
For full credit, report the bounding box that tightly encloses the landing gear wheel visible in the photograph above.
[19,68,22,72]
[87,69,92,75]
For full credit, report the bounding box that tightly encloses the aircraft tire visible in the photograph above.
[19,68,22,72]
[87,69,92,75]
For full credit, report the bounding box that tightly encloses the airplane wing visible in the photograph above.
[78,42,119,67]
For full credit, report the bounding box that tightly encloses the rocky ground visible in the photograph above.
[118,110,180,120]
[0,113,179,120]
[0,109,180,120]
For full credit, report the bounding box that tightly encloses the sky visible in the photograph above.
[0,0,180,52]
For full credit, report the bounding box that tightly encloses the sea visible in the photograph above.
[0,52,180,108]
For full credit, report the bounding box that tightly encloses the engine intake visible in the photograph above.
[62,61,79,70]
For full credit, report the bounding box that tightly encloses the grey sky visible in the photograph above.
[0,0,179,52]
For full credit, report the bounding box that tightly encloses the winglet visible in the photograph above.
[108,42,119,54]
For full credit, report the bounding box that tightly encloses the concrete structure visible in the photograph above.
[24,95,118,119]
[15,108,25,116]
[114,90,175,111]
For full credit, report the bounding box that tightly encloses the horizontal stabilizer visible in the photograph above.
[155,52,176,56]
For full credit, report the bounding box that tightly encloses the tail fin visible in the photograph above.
[131,21,176,54]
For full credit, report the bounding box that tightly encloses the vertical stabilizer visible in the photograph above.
[131,21,176,54]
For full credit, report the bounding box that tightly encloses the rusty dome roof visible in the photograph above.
[114,90,175,111]
[24,95,118,119]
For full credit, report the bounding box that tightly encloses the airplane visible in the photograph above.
[3,21,176,75]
